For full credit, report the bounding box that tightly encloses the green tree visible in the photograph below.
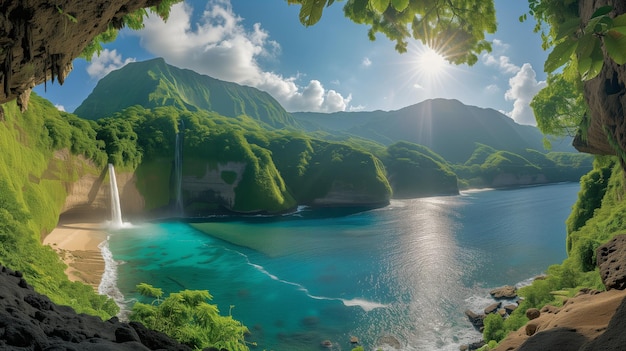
[288,0,496,64]
[130,283,251,351]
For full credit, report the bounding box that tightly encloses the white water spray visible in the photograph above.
[108,163,123,228]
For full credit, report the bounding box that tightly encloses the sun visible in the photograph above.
[416,47,449,80]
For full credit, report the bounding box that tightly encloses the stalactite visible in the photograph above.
[3,46,11,98]
[42,49,47,92]
[50,53,56,85]
[23,19,33,62]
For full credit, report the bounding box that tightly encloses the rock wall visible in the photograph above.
[55,153,145,220]
[183,161,246,210]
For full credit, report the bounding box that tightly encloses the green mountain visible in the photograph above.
[293,98,576,163]
[74,58,298,129]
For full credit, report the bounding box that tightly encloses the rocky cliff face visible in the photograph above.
[574,0,626,164]
[53,151,145,220]
[0,0,160,111]
[0,261,191,351]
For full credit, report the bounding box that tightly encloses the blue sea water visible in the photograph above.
[104,183,580,351]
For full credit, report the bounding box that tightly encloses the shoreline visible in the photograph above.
[43,218,109,290]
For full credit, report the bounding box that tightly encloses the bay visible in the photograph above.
[106,182,580,351]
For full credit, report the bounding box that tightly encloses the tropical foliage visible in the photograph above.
[0,94,116,319]
[130,283,250,350]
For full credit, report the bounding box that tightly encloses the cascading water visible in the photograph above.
[108,163,123,228]
[174,120,184,216]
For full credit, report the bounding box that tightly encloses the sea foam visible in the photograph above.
[237,250,389,312]
[98,237,127,313]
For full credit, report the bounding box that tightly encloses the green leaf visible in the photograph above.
[576,32,597,59]
[391,0,409,12]
[585,16,605,34]
[299,0,326,26]
[605,29,626,64]
[578,56,592,77]
[556,18,581,41]
[370,0,390,13]
[545,39,578,73]
[591,5,612,19]
[583,41,604,80]
[614,13,626,27]
[611,26,626,36]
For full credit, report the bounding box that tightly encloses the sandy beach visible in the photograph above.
[43,217,109,290]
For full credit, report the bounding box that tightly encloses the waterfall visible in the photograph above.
[174,120,184,216]
[108,163,123,228]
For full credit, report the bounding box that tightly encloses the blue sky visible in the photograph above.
[34,0,548,125]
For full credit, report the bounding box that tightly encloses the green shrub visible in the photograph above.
[130,283,250,350]
[483,313,506,343]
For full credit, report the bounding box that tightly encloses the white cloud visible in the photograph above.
[492,39,510,53]
[481,40,545,125]
[134,0,350,112]
[504,63,546,125]
[86,49,135,79]
[482,54,520,74]
[349,104,365,111]
[481,39,520,74]
[413,83,424,89]
[54,104,65,112]
[362,57,372,67]
[485,84,499,93]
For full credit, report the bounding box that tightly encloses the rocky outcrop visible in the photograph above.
[597,234,626,290]
[0,262,191,351]
[0,0,162,110]
[494,289,626,351]
[489,285,517,299]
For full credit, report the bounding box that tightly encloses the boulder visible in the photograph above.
[525,323,538,336]
[490,285,517,299]
[484,302,501,315]
[597,234,626,290]
[526,308,541,320]
[504,304,518,314]
[465,309,486,329]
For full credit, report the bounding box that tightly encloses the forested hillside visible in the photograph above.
[294,98,577,163]
[74,59,593,200]
[75,58,298,129]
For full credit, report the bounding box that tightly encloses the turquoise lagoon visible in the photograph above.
[102,183,580,351]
